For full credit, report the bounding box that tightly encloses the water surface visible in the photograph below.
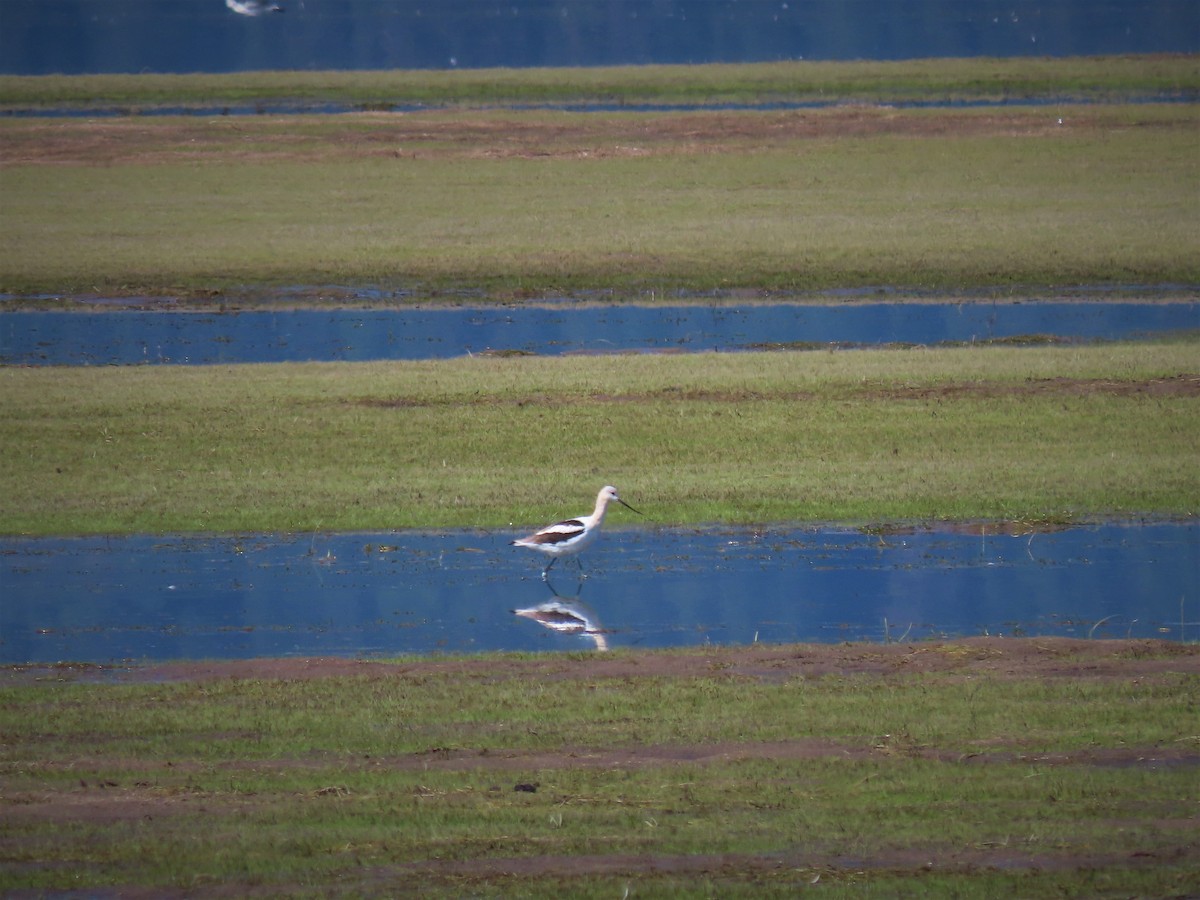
[5,1,1195,77]
[3,522,1194,664]
[4,301,1197,365]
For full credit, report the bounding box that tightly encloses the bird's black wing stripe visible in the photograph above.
[528,519,585,544]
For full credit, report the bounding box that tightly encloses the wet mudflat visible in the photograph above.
[3,521,1194,665]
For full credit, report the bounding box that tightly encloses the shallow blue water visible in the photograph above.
[3,301,1197,365]
[5,1,1196,77]
[7,94,1194,119]
[2,522,1195,664]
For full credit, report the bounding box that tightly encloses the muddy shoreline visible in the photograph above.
[7,636,1196,686]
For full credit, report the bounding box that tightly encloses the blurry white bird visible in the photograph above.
[226,0,284,16]
[511,485,640,579]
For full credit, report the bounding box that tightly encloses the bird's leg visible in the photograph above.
[541,557,557,581]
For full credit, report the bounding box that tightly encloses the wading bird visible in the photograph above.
[511,485,641,579]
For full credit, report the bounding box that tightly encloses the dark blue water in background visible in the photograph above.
[2,522,1195,664]
[3,1,1196,77]
[3,301,1197,365]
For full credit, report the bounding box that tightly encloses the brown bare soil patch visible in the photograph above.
[12,636,1192,687]
[0,107,1133,167]
[861,373,1200,401]
[385,843,1196,887]
[354,375,1200,412]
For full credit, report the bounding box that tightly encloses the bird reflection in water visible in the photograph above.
[512,579,609,652]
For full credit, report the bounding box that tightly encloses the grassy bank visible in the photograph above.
[2,341,1197,535]
[2,101,1197,298]
[2,55,1196,109]
[1,640,1196,897]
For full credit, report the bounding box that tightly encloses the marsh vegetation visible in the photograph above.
[2,59,1198,299]
[2,342,1197,534]
[2,640,1197,897]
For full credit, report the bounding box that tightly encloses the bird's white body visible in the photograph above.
[511,485,640,578]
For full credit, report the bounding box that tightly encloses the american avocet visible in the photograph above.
[511,485,641,579]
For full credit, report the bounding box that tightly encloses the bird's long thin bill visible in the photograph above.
[619,499,642,515]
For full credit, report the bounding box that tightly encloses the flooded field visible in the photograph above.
[2,521,1194,664]
[2,300,1197,365]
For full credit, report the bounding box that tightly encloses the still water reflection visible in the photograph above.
[2,522,1194,664]
[3,301,1198,365]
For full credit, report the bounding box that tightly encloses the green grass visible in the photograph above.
[10,668,1188,761]
[1,55,1196,109]
[2,341,1197,534]
[2,105,1196,296]
[2,59,1196,296]
[1,642,1196,896]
